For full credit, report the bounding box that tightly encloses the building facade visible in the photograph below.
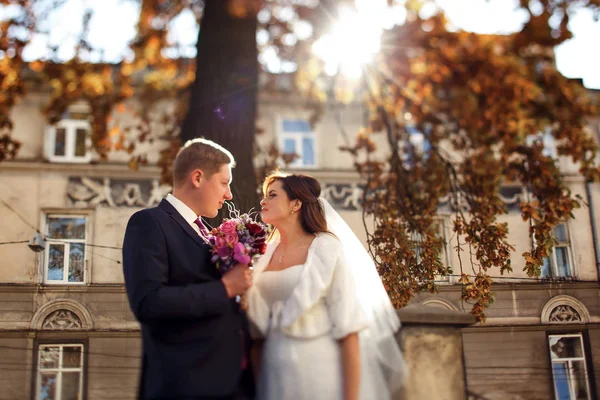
[1,86,599,400]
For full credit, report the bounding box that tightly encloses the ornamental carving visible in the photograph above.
[67,176,530,212]
[549,305,582,323]
[321,183,529,212]
[321,183,363,210]
[67,177,171,208]
[42,309,83,330]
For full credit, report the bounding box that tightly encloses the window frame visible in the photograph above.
[542,222,575,279]
[546,332,593,400]
[277,117,317,169]
[32,338,88,400]
[45,119,92,163]
[409,217,451,283]
[41,211,92,285]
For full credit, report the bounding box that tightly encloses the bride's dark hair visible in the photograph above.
[262,172,331,236]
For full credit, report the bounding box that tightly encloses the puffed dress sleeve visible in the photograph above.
[323,235,369,339]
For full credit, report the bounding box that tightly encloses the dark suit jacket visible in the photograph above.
[123,199,253,399]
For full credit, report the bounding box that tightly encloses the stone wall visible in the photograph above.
[394,304,475,400]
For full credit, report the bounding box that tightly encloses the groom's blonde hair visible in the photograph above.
[173,138,235,186]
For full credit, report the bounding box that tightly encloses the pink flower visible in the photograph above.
[233,242,251,264]
[215,236,227,249]
[224,233,238,246]
[220,220,238,234]
[205,212,270,273]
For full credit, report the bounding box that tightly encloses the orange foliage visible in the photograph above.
[294,2,599,321]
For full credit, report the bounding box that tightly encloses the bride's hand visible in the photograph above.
[239,293,249,311]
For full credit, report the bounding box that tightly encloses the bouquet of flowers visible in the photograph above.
[206,208,270,274]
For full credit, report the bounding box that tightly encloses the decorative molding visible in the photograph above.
[538,276,579,284]
[421,299,459,311]
[42,310,83,330]
[541,295,590,324]
[31,299,94,330]
[67,177,171,208]
[0,283,127,293]
[321,183,530,212]
[437,186,529,213]
[66,176,531,213]
[321,183,363,210]
[0,160,162,177]
[549,305,582,323]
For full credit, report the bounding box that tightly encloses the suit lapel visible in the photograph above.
[158,199,209,249]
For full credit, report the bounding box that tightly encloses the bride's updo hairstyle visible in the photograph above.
[262,172,331,235]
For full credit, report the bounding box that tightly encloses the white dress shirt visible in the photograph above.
[166,194,201,235]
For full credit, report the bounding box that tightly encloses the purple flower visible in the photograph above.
[218,245,231,258]
[205,211,270,273]
[233,242,251,264]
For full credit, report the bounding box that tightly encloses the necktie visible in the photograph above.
[193,217,209,236]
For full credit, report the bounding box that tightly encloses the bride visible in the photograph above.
[247,172,405,400]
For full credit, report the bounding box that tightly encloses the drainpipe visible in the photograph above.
[585,181,600,279]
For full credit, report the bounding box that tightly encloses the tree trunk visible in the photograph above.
[180,0,259,222]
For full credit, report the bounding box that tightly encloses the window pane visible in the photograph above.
[552,362,571,400]
[47,244,65,281]
[68,244,85,283]
[422,139,431,154]
[54,128,66,156]
[47,217,86,240]
[555,247,571,277]
[550,336,584,359]
[39,373,57,400]
[302,137,315,165]
[414,246,423,264]
[543,132,557,158]
[62,346,82,368]
[409,130,424,148]
[74,128,87,157]
[62,372,82,400]
[40,347,60,369]
[572,360,591,400]
[554,224,568,242]
[542,257,552,277]
[283,138,296,154]
[282,119,311,132]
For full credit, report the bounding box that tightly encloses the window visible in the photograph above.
[542,224,573,278]
[409,219,450,282]
[44,215,87,284]
[407,126,431,155]
[548,334,591,400]
[36,344,85,400]
[45,116,92,163]
[527,130,557,159]
[401,125,431,166]
[279,119,316,168]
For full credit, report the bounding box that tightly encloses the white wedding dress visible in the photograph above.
[248,199,406,400]
[248,233,375,400]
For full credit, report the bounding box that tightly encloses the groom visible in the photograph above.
[123,138,254,400]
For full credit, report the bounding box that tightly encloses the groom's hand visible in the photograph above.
[221,264,252,298]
